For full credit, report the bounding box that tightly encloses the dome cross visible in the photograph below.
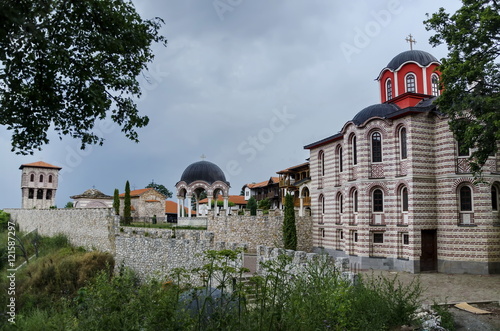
[405,34,416,50]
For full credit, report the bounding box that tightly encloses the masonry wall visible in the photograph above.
[114,226,245,281]
[5,208,114,253]
[207,210,313,253]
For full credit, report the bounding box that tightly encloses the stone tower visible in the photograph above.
[20,161,62,209]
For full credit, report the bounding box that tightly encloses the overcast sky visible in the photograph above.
[0,0,463,208]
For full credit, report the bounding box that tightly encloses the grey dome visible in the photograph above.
[352,103,400,125]
[180,161,228,185]
[386,50,439,70]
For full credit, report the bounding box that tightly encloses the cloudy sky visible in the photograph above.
[0,0,463,208]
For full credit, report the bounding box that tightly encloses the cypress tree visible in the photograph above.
[247,196,257,216]
[283,193,297,250]
[113,188,120,215]
[123,181,132,225]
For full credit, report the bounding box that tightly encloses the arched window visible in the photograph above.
[48,175,53,183]
[373,189,384,212]
[352,190,358,213]
[337,193,343,214]
[386,78,393,100]
[400,127,407,159]
[406,73,416,93]
[351,135,357,165]
[371,132,382,162]
[337,146,343,173]
[431,74,440,96]
[401,187,409,212]
[46,190,52,200]
[318,151,325,176]
[28,189,34,199]
[39,174,44,183]
[459,186,472,212]
[37,189,43,200]
[492,185,498,211]
[30,174,34,182]
[319,194,325,214]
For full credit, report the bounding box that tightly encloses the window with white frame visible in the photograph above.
[431,74,440,96]
[386,78,393,100]
[405,73,416,93]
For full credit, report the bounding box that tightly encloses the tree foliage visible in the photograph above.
[146,181,173,199]
[123,181,131,225]
[257,198,271,211]
[0,0,167,154]
[247,196,257,216]
[283,193,297,250]
[425,0,500,173]
[113,188,120,215]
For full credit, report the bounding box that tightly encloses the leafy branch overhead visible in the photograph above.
[425,0,499,173]
[0,0,167,154]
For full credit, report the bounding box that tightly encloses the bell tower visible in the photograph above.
[20,161,62,209]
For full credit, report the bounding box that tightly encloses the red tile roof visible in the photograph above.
[277,162,309,174]
[19,161,62,170]
[198,195,247,205]
[245,177,279,189]
[119,188,153,197]
[165,200,196,214]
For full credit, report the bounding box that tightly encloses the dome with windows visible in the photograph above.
[352,103,400,126]
[180,160,229,185]
[385,50,439,71]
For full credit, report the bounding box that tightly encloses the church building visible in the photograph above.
[304,48,500,274]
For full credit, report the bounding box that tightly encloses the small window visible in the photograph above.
[30,174,34,182]
[340,230,343,240]
[338,146,343,172]
[28,189,34,199]
[338,193,343,214]
[39,174,44,183]
[46,190,52,200]
[431,74,440,96]
[459,186,472,212]
[491,186,498,211]
[373,233,384,243]
[457,139,470,157]
[320,194,325,214]
[48,175,53,183]
[352,136,357,165]
[371,132,382,163]
[318,150,325,176]
[37,189,43,200]
[406,73,416,93]
[402,234,409,245]
[402,187,409,212]
[354,232,358,242]
[400,128,407,159]
[353,190,358,213]
[321,228,325,238]
[373,189,384,212]
[386,79,393,100]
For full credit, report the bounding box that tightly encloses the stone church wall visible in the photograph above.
[207,211,313,253]
[5,208,114,253]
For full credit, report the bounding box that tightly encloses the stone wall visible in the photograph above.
[207,210,313,253]
[5,208,114,253]
[114,226,245,281]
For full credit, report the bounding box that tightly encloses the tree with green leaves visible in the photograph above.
[425,0,500,174]
[146,181,173,199]
[123,181,131,225]
[64,202,73,208]
[257,198,271,211]
[113,188,120,215]
[247,196,257,216]
[0,0,167,155]
[283,193,297,250]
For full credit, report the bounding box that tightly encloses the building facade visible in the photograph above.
[20,161,61,209]
[304,50,500,274]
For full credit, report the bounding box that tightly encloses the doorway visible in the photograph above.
[420,230,437,272]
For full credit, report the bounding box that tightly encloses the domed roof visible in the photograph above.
[352,103,400,125]
[180,160,228,185]
[386,50,439,70]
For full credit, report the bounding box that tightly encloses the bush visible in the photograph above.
[0,210,10,231]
